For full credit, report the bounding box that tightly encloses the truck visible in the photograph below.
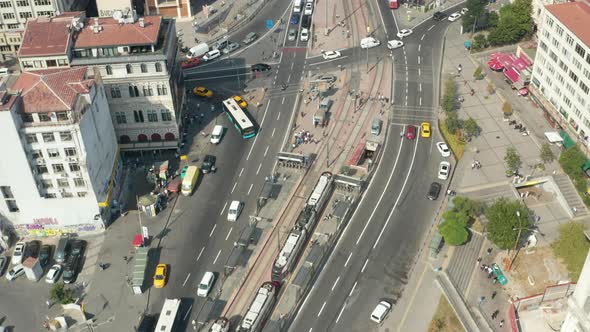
[22,257,43,281]
[187,43,209,59]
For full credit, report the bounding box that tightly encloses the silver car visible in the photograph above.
[288,29,297,41]
[222,42,240,54]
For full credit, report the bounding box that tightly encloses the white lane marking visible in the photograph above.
[231,182,237,193]
[264,146,269,156]
[246,100,271,160]
[225,227,233,241]
[277,112,281,120]
[349,281,357,296]
[287,74,291,83]
[418,57,421,65]
[308,55,349,65]
[428,24,435,31]
[182,273,191,287]
[213,249,222,264]
[196,247,205,261]
[282,96,285,104]
[247,183,253,195]
[420,97,422,106]
[419,83,422,92]
[344,252,353,267]
[272,128,276,137]
[421,34,425,40]
[361,259,369,273]
[301,285,314,309]
[220,201,228,216]
[418,44,421,52]
[331,276,340,291]
[291,62,295,70]
[317,302,327,317]
[308,329,313,332]
[183,304,192,321]
[335,305,346,323]
[256,163,262,175]
[355,128,405,245]
[418,68,421,76]
[373,135,421,249]
[239,168,244,177]
[374,0,390,38]
[209,224,217,237]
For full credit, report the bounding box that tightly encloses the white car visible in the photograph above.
[45,264,62,284]
[11,242,25,265]
[304,2,313,15]
[438,161,451,180]
[387,40,404,49]
[370,300,392,323]
[288,29,297,41]
[436,141,451,157]
[202,49,221,61]
[197,271,215,297]
[228,200,243,222]
[396,29,413,38]
[300,28,309,41]
[322,51,341,60]
[461,7,469,14]
[5,264,24,281]
[448,12,462,21]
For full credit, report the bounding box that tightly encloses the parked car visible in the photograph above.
[5,264,24,281]
[301,15,311,29]
[427,182,442,200]
[70,239,86,257]
[181,58,201,69]
[432,11,447,20]
[370,300,392,323]
[0,256,7,276]
[222,42,240,54]
[251,63,271,72]
[153,264,167,288]
[213,39,230,51]
[288,29,298,41]
[290,13,300,24]
[201,155,217,174]
[448,12,462,22]
[436,142,451,157]
[243,32,258,44]
[45,264,62,284]
[438,161,451,180]
[25,240,41,258]
[300,28,309,42]
[322,51,341,60]
[304,2,313,15]
[202,49,221,62]
[11,242,25,265]
[193,86,214,97]
[396,29,413,38]
[62,255,80,284]
[39,244,51,268]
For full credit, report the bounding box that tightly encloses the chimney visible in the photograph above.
[139,18,145,28]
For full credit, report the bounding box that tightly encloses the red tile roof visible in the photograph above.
[18,16,75,58]
[74,16,162,48]
[12,67,94,113]
[545,1,590,48]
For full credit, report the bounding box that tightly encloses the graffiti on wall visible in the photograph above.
[14,222,103,237]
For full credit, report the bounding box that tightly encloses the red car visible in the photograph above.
[405,125,417,140]
[181,58,201,69]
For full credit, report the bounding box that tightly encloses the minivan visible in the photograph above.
[243,32,258,44]
[371,118,382,136]
[360,37,380,49]
[202,49,221,61]
[55,237,70,263]
[210,125,223,144]
[197,271,215,297]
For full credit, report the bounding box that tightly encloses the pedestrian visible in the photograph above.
[458,64,462,73]
[500,319,504,327]
[492,291,497,299]
[123,255,128,262]
[487,247,493,255]
[477,257,482,263]
[480,264,485,271]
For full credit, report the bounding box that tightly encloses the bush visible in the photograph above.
[540,143,555,163]
[440,121,465,159]
[445,112,462,134]
[472,34,489,51]
[438,197,482,246]
[50,283,76,305]
[473,66,484,80]
[463,118,479,138]
[504,146,522,174]
[442,79,458,113]
[551,222,590,281]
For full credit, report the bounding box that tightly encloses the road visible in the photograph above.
[289,4,455,332]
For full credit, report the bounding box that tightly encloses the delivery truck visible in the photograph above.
[187,43,209,59]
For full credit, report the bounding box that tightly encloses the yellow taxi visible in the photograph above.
[193,87,213,98]
[232,95,248,109]
[421,122,431,138]
[153,264,167,288]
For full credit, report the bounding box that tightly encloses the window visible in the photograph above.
[126,64,133,74]
[157,85,168,95]
[1,186,18,212]
[1,186,14,199]
[2,13,15,20]
[133,110,144,123]
[69,163,80,172]
[115,112,127,124]
[59,131,72,141]
[569,70,579,83]
[572,58,582,70]
[106,65,113,75]
[575,44,586,59]
[546,16,554,27]
[581,82,590,95]
[37,165,48,174]
[37,10,53,16]
[73,178,85,187]
[52,164,65,173]
[140,63,147,73]
[549,51,558,63]
[39,113,51,122]
[587,54,590,65]
[7,24,19,30]
[58,59,67,66]
[555,25,563,36]
[110,87,121,98]
[57,179,69,188]
[34,0,51,5]
[31,149,42,159]
[129,85,139,97]
[155,62,162,72]
[161,109,172,121]
[77,192,87,197]
[19,12,32,19]
[16,0,29,6]
[62,191,73,198]
[143,85,153,96]
[0,2,13,8]
[42,132,55,142]
[147,110,158,122]
[566,83,575,95]
[47,148,59,158]
[552,38,559,48]
[45,193,57,199]
[565,34,574,46]
[64,147,77,157]
[41,179,53,189]
[22,61,33,68]
[56,112,68,121]
[26,133,38,143]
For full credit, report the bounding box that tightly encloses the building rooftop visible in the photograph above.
[18,15,76,58]
[74,16,162,48]
[545,1,590,48]
[12,67,93,113]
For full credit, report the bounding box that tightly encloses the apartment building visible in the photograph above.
[0,66,120,237]
[530,1,590,146]
[17,11,184,151]
[561,250,590,332]
[530,0,569,29]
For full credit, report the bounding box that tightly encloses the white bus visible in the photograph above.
[222,98,257,139]
[293,0,302,12]
[155,298,181,332]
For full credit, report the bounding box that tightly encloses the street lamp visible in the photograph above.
[508,211,537,271]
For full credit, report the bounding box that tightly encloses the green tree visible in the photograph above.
[462,0,488,33]
[472,34,488,51]
[551,222,590,281]
[445,112,462,134]
[487,11,499,28]
[50,282,76,304]
[485,198,530,249]
[559,146,586,175]
[487,0,533,46]
[504,146,522,174]
[439,219,469,245]
[463,118,479,138]
[540,143,555,163]
[453,196,484,217]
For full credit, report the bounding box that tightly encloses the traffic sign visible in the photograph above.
[266,19,273,29]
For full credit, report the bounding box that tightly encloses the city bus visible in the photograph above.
[155,298,181,332]
[181,166,199,196]
[222,98,257,139]
[388,0,398,8]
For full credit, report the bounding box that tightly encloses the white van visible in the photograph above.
[202,49,221,61]
[360,37,380,49]
[197,271,215,297]
[293,0,302,13]
[227,200,243,222]
[210,125,223,144]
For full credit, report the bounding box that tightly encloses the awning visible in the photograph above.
[560,130,576,149]
[504,67,520,83]
[544,131,563,143]
[132,234,143,247]
[488,59,503,71]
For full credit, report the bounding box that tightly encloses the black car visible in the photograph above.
[301,15,311,29]
[70,239,86,257]
[251,63,271,72]
[427,182,442,200]
[62,255,80,284]
[25,240,41,258]
[433,11,447,21]
[39,244,51,267]
[201,155,217,174]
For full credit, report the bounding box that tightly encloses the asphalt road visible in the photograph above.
[288,5,456,332]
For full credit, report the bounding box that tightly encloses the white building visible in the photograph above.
[561,249,590,331]
[17,12,184,152]
[530,1,590,146]
[529,0,569,29]
[0,66,120,238]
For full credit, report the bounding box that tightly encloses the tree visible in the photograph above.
[50,282,75,304]
[453,196,484,217]
[442,79,457,113]
[445,112,462,134]
[463,118,479,138]
[559,146,586,176]
[540,143,555,163]
[438,197,482,246]
[487,0,533,46]
[504,146,522,174]
[462,0,488,33]
[551,222,590,281]
[439,219,469,246]
[472,34,488,51]
[487,11,499,28]
[485,198,530,249]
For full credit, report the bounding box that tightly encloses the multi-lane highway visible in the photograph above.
[289,3,456,331]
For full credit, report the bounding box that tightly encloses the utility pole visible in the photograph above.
[326,138,330,167]
[324,0,329,36]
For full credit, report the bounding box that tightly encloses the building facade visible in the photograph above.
[561,250,590,331]
[530,1,590,146]
[17,12,184,151]
[0,67,120,238]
